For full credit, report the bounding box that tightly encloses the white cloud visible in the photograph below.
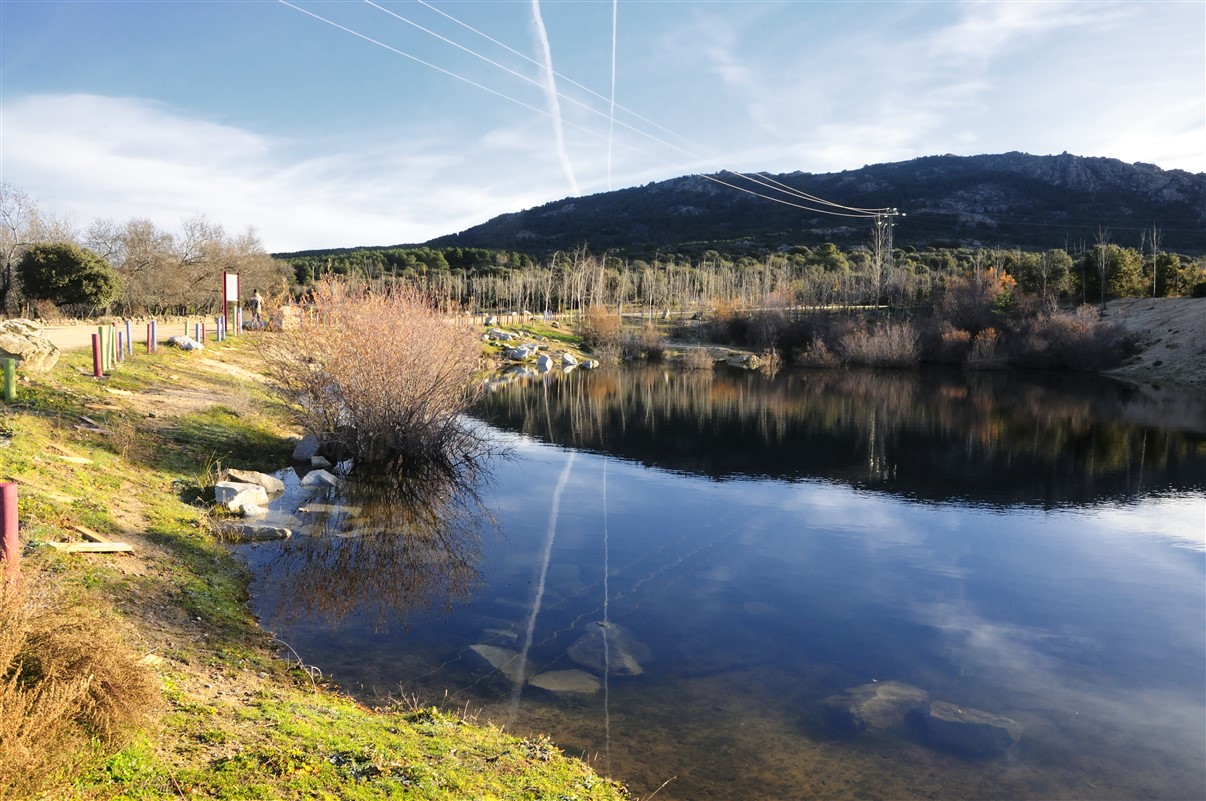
[0,93,570,251]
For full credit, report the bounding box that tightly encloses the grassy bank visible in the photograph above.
[0,336,628,800]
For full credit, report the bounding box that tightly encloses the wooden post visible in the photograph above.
[1,483,19,587]
[92,333,103,377]
[2,358,15,402]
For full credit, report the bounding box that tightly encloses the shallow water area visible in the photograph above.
[235,366,1206,800]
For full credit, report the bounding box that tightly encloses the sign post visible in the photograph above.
[223,271,241,337]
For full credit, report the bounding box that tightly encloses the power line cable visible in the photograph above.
[282,0,887,220]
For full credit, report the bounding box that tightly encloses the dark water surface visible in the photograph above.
[237,366,1206,800]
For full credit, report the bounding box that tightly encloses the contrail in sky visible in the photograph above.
[530,0,578,195]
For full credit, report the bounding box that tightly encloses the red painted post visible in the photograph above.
[1,483,18,588]
[201,322,207,343]
[92,333,103,377]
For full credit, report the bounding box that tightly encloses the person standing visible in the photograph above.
[252,289,264,323]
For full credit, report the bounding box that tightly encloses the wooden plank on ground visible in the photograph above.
[45,541,134,553]
[70,524,114,543]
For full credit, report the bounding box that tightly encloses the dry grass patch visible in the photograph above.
[0,574,162,800]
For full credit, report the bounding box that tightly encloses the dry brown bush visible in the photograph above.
[837,321,920,367]
[795,337,841,368]
[681,348,716,371]
[966,327,1005,369]
[0,576,161,800]
[1009,306,1137,370]
[576,305,623,352]
[259,279,485,473]
[621,323,665,361]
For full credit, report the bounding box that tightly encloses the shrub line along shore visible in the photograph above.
[0,332,631,801]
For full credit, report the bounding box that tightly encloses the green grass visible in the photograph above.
[1,334,628,801]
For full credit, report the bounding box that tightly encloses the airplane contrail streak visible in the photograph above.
[530,0,578,195]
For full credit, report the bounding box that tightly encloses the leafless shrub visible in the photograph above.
[681,348,715,371]
[795,337,841,368]
[576,305,623,352]
[259,278,486,474]
[0,576,161,800]
[1008,306,1138,370]
[621,323,665,361]
[837,321,920,367]
[966,327,1006,370]
[757,348,783,376]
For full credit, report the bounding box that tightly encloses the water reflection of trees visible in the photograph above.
[475,366,1206,507]
[257,470,489,630]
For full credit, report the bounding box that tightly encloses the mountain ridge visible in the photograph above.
[423,152,1206,256]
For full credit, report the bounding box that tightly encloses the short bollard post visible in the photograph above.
[125,320,133,356]
[111,323,118,367]
[151,320,158,353]
[146,323,152,354]
[237,307,243,334]
[2,358,16,402]
[116,333,124,363]
[194,323,200,342]
[92,333,103,377]
[201,322,207,343]
[0,482,18,588]
[96,326,107,372]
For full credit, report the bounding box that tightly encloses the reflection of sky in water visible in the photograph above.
[473,438,1205,788]
[240,420,1205,799]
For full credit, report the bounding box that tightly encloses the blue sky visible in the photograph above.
[2,0,1203,252]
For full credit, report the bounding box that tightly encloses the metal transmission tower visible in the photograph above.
[870,209,904,307]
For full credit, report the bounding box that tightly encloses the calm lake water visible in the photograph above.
[237,366,1206,800]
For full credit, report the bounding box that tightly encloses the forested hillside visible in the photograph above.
[423,152,1206,258]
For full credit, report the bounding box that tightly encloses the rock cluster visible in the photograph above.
[467,621,651,698]
[821,680,1022,758]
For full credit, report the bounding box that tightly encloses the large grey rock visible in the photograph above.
[166,335,203,351]
[567,622,649,677]
[822,681,930,733]
[222,468,285,495]
[537,354,553,372]
[923,700,1022,757]
[291,434,321,461]
[468,644,529,684]
[579,359,600,370]
[214,481,269,513]
[528,669,601,695]
[561,352,578,366]
[0,319,59,373]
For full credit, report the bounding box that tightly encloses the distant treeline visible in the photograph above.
[276,241,1205,314]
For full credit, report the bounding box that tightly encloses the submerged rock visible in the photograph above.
[923,700,1022,757]
[220,523,292,542]
[822,681,930,733]
[567,622,649,677]
[528,669,601,695]
[468,644,529,684]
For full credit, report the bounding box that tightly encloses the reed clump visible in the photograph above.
[260,279,486,475]
[0,576,161,800]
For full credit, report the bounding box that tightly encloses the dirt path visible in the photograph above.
[39,317,238,352]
